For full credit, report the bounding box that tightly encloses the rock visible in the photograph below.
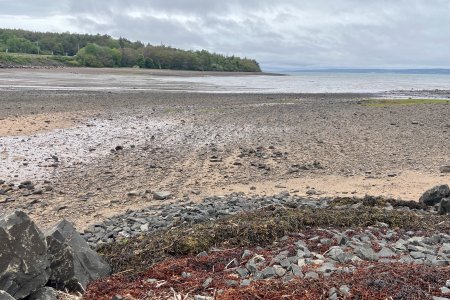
[225,280,238,287]
[441,287,450,294]
[235,267,249,278]
[242,249,252,259]
[419,185,450,206]
[355,247,379,261]
[261,267,276,279]
[439,198,450,215]
[240,279,252,286]
[378,247,397,258]
[317,262,337,274]
[291,264,303,277]
[153,191,172,200]
[28,287,58,300]
[339,285,351,296]
[304,271,319,280]
[0,211,51,299]
[410,251,426,259]
[202,277,212,288]
[328,247,353,263]
[440,166,450,173]
[273,265,286,277]
[0,291,15,300]
[127,191,140,197]
[112,295,124,300]
[46,219,111,293]
[197,251,208,257]
[446,279,450,288]
[194,296,213,300]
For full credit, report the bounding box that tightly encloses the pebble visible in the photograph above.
[202,277,212,288]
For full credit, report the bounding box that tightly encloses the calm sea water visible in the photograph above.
[161,71,450,94]
[1,69,450,94]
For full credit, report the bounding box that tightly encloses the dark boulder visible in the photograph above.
[46,220,111,293]
[0,211,50,299]
[439,198,450,215]
[419,185,450,206]
[27,287,58,300]
[0,290,15,300]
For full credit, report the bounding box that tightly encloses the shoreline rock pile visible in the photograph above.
[0,211,111,299]
[82,184,449,248]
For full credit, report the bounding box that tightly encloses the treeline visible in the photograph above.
[0,28,261,72]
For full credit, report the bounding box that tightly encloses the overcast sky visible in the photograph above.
[1,0,449,70]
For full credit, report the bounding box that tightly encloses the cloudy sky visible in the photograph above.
[1,0,449,70]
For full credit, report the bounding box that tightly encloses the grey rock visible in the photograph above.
[0,291,15,300]
[28,287,58,300]
[394,239,408,251]
[440,166,450,173]
[317,262,337,274]
[398,255,414,264]
[245,256,265,274]
[197,251,208,257]
[441,287,450,294]
[433,297,450,300]
[280,258,292,269]
[202,277,212,288]
[242,249,252,259]
[46,219,111,293]
[0,211,51,299]
[419,185,450,206]
[235,267,249,278]
[410,251,426,259]
[291,264,303,277]
[328,287,338,300]
[439,198,450,215]
[153,191,172,200]
[262,267,276,279]
[328,247,353,263]
[181,272,191,279]
[240,279,251,286]
[339,285,351,296]
[194,296,213,300]
[112,295,124,300]
[273,265,286,277]
[378,247,397,258]
[446,279,450,288]
[225,280,238,287]
[304,271,319,280]
[355,247,379,261]
[441,244,450,255]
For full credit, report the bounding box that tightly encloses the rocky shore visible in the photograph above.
[1,85,449,231]
[84,185,450,300]
[1,69,450,299]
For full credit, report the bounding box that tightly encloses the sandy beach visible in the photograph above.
[1,68,449,229]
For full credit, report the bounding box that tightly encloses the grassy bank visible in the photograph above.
[0,52,79,67]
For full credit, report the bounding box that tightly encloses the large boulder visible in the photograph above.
[27,287,58,300]
[419,185,450,206]
[46,220,111,293]
[439,198,450,215]
[0,290,15,300]
[0,211,50,299]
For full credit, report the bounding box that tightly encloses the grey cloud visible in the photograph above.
[1,0,449,69]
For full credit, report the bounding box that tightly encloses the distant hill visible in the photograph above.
[0,28,261,72]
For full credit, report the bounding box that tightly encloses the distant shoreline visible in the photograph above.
[0,65,284,77]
